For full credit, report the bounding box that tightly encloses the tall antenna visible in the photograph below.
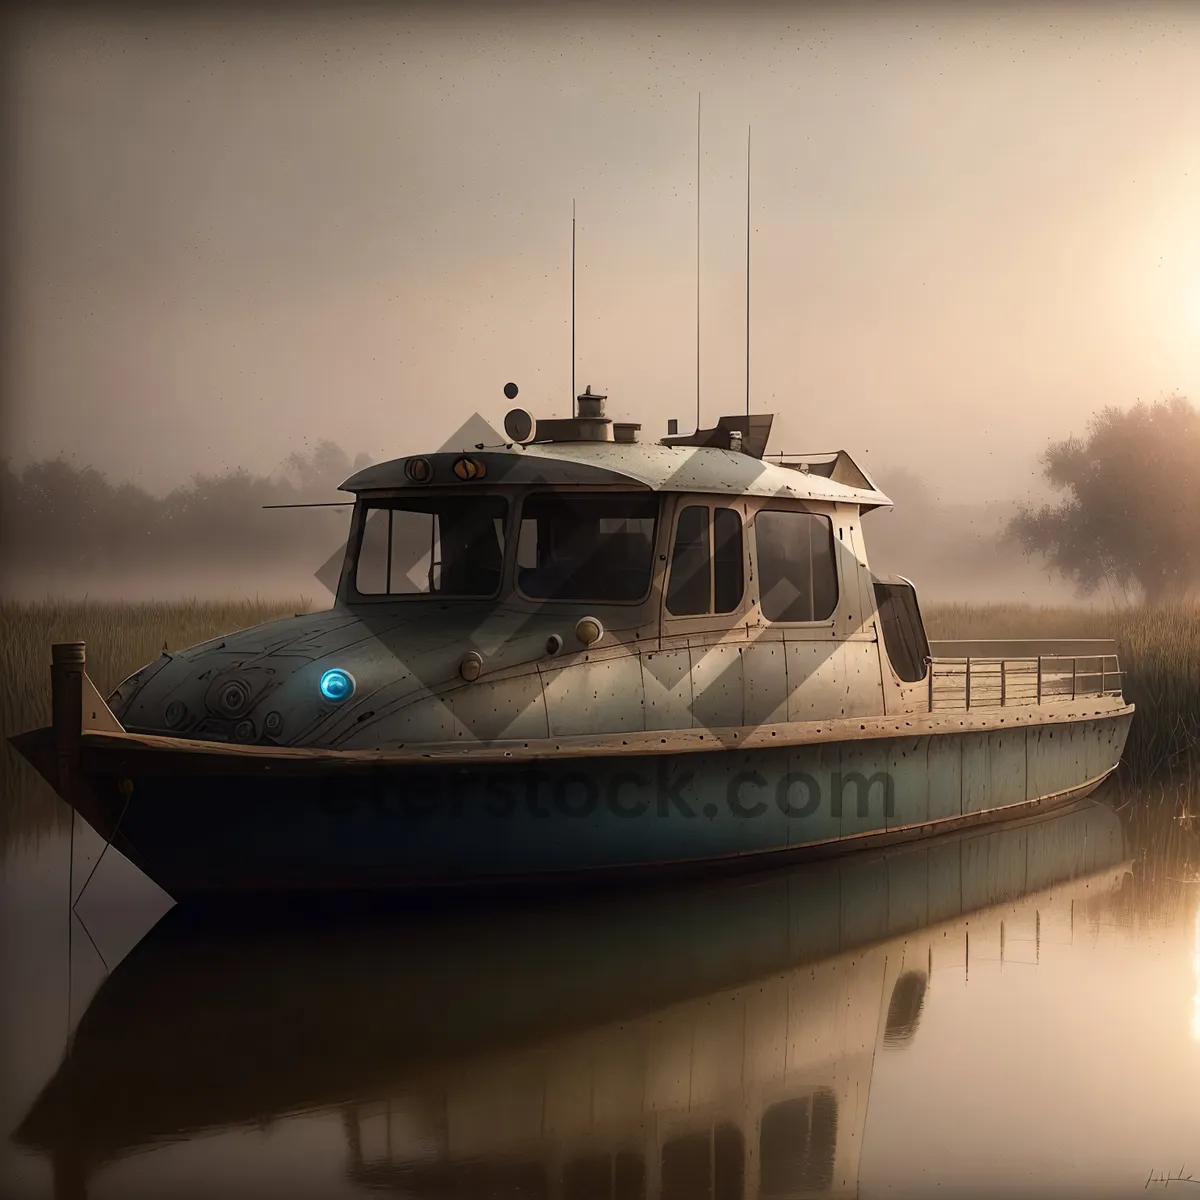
[696,92,701,432]
[745,124,751,418]
[571,198,577,417]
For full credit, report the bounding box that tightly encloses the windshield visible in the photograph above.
[354,496,508,597]
[516,493,659,602]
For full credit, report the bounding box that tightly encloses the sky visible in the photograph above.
[4,2,1200,506]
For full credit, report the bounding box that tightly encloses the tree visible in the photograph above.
[1008,395,1200,605]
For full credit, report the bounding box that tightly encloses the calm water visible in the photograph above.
[2,775,1199,1200]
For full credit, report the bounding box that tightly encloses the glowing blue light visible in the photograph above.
[319,668,355,702]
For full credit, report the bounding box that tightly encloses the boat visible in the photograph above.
[8,388,1134,898]
[12,799,1131,1199]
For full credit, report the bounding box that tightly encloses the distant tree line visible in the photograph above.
[0,441,371,580]
[2,396,1191,605]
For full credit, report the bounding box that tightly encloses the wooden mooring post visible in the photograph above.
[51,642,85,801]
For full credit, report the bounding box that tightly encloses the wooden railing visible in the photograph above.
[925,646,1123,713]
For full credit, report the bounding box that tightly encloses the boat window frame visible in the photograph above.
[663,498,749,621]
[660,495,753,631]
[340,490,512,604]
[511,487,665,607]
[749,501,841,627]
[873,574,931,683]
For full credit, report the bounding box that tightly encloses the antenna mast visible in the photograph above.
[696,93,701,432]
[571,198,577,418]
[745,125,751,418]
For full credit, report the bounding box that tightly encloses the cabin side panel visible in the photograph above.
[445,673,551,741]
[836,508,888,719]
[840,641,886,719]
[641,646,694,731]
[688,638,745,730]
[541,655,646,736]
[783,639,844,720]
[742,635,789,726]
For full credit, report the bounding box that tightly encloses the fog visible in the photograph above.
[0,434,1086,606]
[4,3,1199,602]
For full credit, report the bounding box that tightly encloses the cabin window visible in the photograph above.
[755,510,838,622]
[873,576,931,683]
[354,497,507,597]
[517,493,658,602]
[666,505,745,617]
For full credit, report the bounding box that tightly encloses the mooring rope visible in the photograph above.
[73,909,110,975]
[71,781,133,911]
[65,805,75,1047]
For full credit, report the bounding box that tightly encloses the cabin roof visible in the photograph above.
[340,440,893,511]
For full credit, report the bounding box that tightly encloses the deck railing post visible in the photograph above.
[928,661,934,713]
[1036,655,1042,704]
[965,657,971,711]
[1071,657,1077,701]
[1100,657,1106,696]
[1000,659,1007,707]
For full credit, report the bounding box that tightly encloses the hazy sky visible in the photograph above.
[6,3,1200,504]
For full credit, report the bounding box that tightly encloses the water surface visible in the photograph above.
[2,777,1199,1200]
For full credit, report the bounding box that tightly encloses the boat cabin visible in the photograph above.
[99,388,1123,751]
[327,390,939,734]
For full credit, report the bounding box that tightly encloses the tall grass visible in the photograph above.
[3,599,1199,847]
[0,597,310,846]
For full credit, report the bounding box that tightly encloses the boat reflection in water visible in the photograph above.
[14,799,1130,1199]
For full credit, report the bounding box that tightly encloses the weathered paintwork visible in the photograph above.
[340,438,894,510]
[14,799,1129,1197]
[8,407,1135,896]
[62,701,1129,897]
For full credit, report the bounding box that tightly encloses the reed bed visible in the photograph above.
[0,597,309,846]
[2,599,1199,846]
